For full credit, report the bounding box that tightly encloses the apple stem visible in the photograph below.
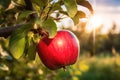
[63,66,67,72]
[39,28,49,38]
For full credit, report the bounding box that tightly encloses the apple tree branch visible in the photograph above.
[0,0,36,38]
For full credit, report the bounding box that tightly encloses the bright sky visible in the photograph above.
[86,0,120,34]
[56,0,120,34]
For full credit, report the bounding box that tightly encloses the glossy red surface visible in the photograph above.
[38,30,79,70]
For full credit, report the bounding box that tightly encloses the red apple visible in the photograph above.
[37,30,79,70]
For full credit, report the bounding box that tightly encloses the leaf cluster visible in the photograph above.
[0,0,93,60]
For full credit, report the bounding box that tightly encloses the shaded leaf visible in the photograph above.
[63,0,77,18]
[12,0,25,5]
[50,2,62,12]
[0,0,11,10]
[33,3,41,12]
[26,35,37,60]
[0,63,9,71]
[9,34,26,59]
[9,25,31,59]
[43,19,57,38]
[18,11,35,20]
[76,0,94,14]
[0,20,4,25]
[31,0,46,7]
[72,11,86,25]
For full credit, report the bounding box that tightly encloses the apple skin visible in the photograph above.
[38,30,79,70]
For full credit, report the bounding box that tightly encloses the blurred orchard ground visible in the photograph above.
[1,0,120,80]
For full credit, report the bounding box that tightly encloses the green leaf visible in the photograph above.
[0,0,11,10]
[12,0,25,5]
[26,35,37,61]
[18,11,35,20]
[76,0,94,14]
[0,63,9,71]
[63,0,77,18]
[9,25,31,59]
[9,34,26,59]
[31,0,46,7]
[43,19,57,38]
[72,11,86,25]
[51,2,62,12]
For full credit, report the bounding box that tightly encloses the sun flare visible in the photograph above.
[85,14,103,32]
[90,15,102,28]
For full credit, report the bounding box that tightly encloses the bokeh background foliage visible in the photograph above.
[1,0,120,80]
